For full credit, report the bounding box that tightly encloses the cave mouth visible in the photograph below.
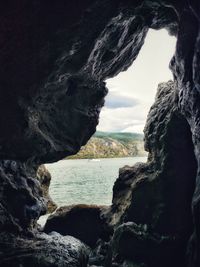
[98,29,177,134]
[38,29,177,226]
[1,2,200,266]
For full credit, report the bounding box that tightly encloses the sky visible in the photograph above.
[97,29,177,134]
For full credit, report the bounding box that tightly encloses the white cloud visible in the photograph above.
[98,105,148,133]
[97,29,176,133]
[105,91,139,109]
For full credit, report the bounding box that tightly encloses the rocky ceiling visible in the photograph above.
[0,0,178,163]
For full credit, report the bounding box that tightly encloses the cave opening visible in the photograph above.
[98,29,176,134]
[38,28,177,226]
[1,2,200,266]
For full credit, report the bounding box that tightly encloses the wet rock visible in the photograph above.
[0,232,89,267]
[36,165,57,213]
[44,204,112,248]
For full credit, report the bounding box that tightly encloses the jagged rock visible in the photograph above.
[0,160,46,232]
[44,204,112,248]
[111,222,182,267]
[36,165,57,213]
[88,239,112,266]
[105,81,197,267]
[104,162,147,227]
[0,1,200,267]
[0,232,89,267]
[0,1,178,163]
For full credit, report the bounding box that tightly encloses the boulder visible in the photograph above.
[44,204,112,248]
[0,232,89,267]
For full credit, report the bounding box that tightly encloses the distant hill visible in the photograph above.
[94,131,143,142]
[68,131,147,159]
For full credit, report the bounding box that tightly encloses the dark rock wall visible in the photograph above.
[0,0,178,163]
[44,205,111,248]
[170,3,200,266]
[0,0,200,266]
[0,161,46,233]
[106,81,197,267]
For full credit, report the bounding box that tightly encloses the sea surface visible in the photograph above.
[38,157,147,225]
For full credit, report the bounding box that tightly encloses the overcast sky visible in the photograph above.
[97,29,176,134]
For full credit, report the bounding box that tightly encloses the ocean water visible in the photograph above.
[38,157,147,225]
[47,157,147,206]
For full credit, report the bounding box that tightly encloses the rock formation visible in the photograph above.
[105,81,197,267]
[0,232,89,267]
[42,81,197,267]
[44,205,111,248]
[36,165,57,213]
[0,0,200,266]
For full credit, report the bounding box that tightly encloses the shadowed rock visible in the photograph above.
[112,222,180,267]
[0,232,89,267]
[36,165,57,213]
[0,160,46,233]
[0,1,200,266]
[105,81,197,267]
[44,204,112,248]
[0,0,178,163]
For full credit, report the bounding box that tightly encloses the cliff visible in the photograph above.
[69,132,147,159]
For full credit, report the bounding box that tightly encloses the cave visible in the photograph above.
[41,29,175,212]
[0,1,200,267]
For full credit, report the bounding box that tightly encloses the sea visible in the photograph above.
[38,156,147,225]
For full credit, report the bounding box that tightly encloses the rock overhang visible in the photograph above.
[0,0,179,164]
[0,1,200,266]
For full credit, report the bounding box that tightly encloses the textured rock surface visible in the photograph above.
[0,232,89,267]
[44,204,112,248]
[111,222,178,267]
[88,239,112,266]
[104,81,197,267]
[0,0,178,163]
[0,1,200,266]
[0,160,46,233]
[36,165,57,213]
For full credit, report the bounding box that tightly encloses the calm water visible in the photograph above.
[46,157,147,206]
[38,157,147,225]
